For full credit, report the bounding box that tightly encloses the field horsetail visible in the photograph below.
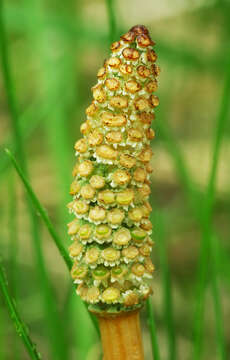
[68,25,160,359]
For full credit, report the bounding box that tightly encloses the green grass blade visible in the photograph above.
[29,1,96,353]
[0,2,71,357]
[0,101,52,179]
[69,290,98,359]
[5,149,100,336]
[0,298,5,360]
[146,298,161,360]
[105,0,116,44]
[215,241,230,289]
[0,0,26,171]
[31,216,69,360]
[193,59,230,360]
[8,173,18,296]
[0,258,42,360]
[23,0,97,350]
[157,111,200,219]
[5,148,72,270]
[157,90,227,360]
[36,26,97,360]
[154,212,176,360]
[2,0,100,337]
[210,236,226,360]
[8,172,21,360]
[0,2,74,356]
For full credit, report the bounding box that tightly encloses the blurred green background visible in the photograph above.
[0,0,230,359]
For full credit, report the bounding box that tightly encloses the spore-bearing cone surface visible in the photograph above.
[68,25,160,314]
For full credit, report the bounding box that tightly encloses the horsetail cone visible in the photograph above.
[68,25,159,315]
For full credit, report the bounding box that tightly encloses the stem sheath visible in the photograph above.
[98,310,144,360]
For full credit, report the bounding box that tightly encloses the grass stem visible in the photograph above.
[31,217,68,360]
[0,299,5,360]
[210,236,226,360]
[158,84,228,360]
[105,0,116,44]
[0,2,70,355]
[0,0,26,171]
[8,172,20,360]
[0,4,96,356]
[146,298,161,360]
[98,311,144,360]
[5,149,100,337]
[154,212,176,360]
[193,58,230,360]
[0,258,42,360]
[5,149,72,270]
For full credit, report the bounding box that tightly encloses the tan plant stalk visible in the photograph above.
[68,24,160,359]
[98,310,144,360]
